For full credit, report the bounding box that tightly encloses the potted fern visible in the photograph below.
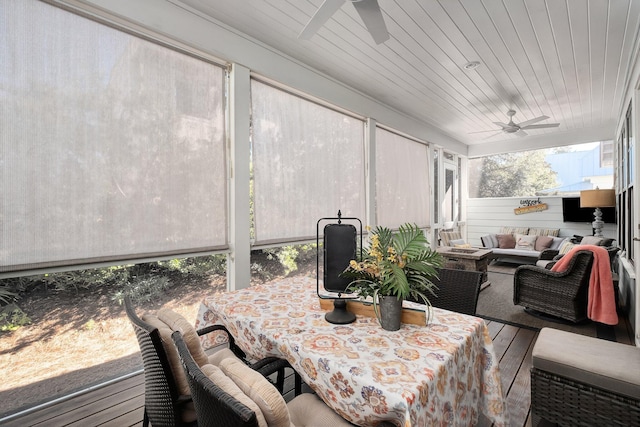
[341,223,443,330]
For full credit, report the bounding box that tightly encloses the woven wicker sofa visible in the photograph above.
[532,328,640,426]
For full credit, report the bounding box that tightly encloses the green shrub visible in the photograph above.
[111,275,171,304]
[0,304,30,332]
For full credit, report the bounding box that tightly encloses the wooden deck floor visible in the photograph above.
[1,318,633,427]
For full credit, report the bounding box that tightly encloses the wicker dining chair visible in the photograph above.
[513,250,594,323]
[124,297,296,427]
[172,331,356,427]
[407,267,483,316]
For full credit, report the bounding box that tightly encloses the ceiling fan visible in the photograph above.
[299,0,390,45]
[471,110,560,138]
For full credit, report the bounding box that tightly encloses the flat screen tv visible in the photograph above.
[562,197,616,223]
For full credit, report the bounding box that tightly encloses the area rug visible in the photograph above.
[477,263,621,340]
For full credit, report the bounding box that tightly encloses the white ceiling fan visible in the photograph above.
[299,0,390,45]
[471,110,560,138]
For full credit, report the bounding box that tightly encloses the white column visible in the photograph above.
[228,64,251,290]
[366,118,377,227]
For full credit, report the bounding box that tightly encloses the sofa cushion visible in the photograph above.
[528,228,560,237]
[491,248,540,258]
[534,235,554,251]
[548,236,565,250]
[533,328,640,399]
[558,239,576,255]
[497,234,516,249]
[515,233,537,251]
[500,226,529,235]
[481,234,499,249]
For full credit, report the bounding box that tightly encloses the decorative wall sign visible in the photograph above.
[514,198,548,215]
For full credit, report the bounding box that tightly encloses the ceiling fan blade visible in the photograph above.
[516,115,549,128]
[520,123,560,130]
[492,121,510,128]
[299,0,345,40]
[468,129,502,134]
[352,0,389,44]
[515,130,529,137]
[481,131,504,140]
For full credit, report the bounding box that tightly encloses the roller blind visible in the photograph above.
[0,1,228,273]
[375,128,430,229]
[251,80,366,244]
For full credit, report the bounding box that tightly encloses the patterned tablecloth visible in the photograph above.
[195,276,508,427]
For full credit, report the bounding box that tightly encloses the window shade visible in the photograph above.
[0,1,228,273]
[375,128,430,229]
[251,81,366,244]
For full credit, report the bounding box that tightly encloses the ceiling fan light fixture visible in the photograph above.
[463,61,481,71]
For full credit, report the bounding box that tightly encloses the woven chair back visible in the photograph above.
[172,331,259,427]
[124,297,187,427]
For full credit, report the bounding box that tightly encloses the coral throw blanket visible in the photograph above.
[551,245,618,325]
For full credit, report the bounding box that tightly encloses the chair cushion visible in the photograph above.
[532,328,640,399]
[157,308,209,367]
[208,347,239,366]
[580,236,604,246]
[220,357,291,427]
[287,393,353,427]
[141,314,192,396]
[201,364,268,427]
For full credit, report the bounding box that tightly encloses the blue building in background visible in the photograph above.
[540,142,614,195]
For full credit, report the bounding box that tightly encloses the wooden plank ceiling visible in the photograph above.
[173,0,640,154]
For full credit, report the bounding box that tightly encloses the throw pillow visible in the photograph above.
[558,239,576,255]
[534,235,554,251]
[449,238,466,246]
[219,357,291,427]
[481,234,499,249]
[580,236,604,246]
[201,364,268,427]
[515,233,537,251]
[497,234,516,249]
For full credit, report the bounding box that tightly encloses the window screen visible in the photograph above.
[0,1,228,273]
[251,80,366,244]
[375,128,430,229]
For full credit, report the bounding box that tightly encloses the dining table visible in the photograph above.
[195,275,508,427]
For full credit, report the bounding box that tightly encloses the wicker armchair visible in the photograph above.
[531,328,640,426]
[124,297,296,427]
[513,250,594,323]
[407,267,483,316]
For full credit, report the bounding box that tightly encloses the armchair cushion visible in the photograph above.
[580,236,604,246]
[142,313,193,397]
[220,357,291,427]
[201,363,268,427]
[158,308,209,366]
[533,328,640,399]
[287,393,354,427]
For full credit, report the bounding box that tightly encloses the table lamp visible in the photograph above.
[579,188,615,237]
